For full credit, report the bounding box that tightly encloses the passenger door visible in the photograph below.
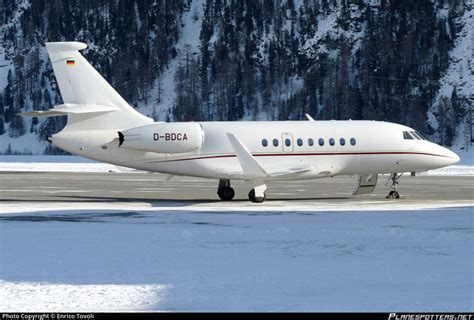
[281,132,294,153]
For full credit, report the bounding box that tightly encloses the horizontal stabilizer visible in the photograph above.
[18,104,120,117]
[46,42,87,52]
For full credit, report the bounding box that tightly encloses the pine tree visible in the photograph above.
[451,88,466,123]
[9,115,26,138]
[5,143,12,155]
[435,97,455,146]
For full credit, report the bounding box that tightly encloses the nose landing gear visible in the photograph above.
[387,190,400,199]
[386,173,403,199]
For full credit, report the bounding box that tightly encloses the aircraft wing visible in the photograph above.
[226,133,314,178]
[227,163,314,178]
[261,162,313,177]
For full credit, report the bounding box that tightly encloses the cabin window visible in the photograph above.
[285,138,291,147]
[350,138,356,146]
[297,138,303,146]
[318,138,325,146]
[262,139,268,147]
[329,138,335,146]
[273,138,279,147]
[308,138,314,146]
[340,138,346,146]
[403,131,414,140]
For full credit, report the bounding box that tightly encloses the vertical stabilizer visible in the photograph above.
[45,42,151,129]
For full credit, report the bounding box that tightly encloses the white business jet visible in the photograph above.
[21,42,460,203]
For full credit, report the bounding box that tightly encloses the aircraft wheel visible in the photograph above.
[248,189,265,203]
[386,190,400,199]
[218,187,235,201]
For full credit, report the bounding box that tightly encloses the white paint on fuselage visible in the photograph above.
[52,120,459,181]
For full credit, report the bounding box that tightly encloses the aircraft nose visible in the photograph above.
[440,146,460,165]
[427,143,461,168]
[449,151,461,164]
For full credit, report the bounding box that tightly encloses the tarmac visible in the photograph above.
[0,172,472,207]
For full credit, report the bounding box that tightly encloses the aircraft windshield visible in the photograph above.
[403,131,414,140]
[415,131,427,140]
[410,131,422,140]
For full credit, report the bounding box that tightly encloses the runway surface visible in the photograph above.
[0,172,473,311]
[0,172,472,205]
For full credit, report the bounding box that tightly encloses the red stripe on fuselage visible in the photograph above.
[151,151,450,163]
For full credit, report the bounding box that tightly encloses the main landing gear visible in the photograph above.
[217,179,267,203]
[386,173,403,199]
[248,189,265,203]
[217,179,235,201]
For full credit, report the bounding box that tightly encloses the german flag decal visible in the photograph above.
[66,59,75,66]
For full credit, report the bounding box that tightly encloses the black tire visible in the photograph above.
[218,187,235,201]
[248,189,265,203]
[386,190,400,199]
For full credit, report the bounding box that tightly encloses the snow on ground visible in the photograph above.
[0,155,98,163]
[424,165,474,176]
[0,281,168,312]
[0,206,472,311]
[0,198,471,215]
[0,156,138,173]
[0,162,135,173]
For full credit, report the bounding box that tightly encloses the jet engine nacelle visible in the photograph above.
[119,122,204,154]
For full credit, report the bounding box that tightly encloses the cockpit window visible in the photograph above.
[415,131,427,140]
[403,131,414,140]
[410,131,422,140]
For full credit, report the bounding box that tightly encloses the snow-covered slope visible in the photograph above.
[0,0,472,154]
[429,3,474,149]
[138,0,204,122]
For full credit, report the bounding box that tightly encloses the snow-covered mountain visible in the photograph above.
[0,0,472,154]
